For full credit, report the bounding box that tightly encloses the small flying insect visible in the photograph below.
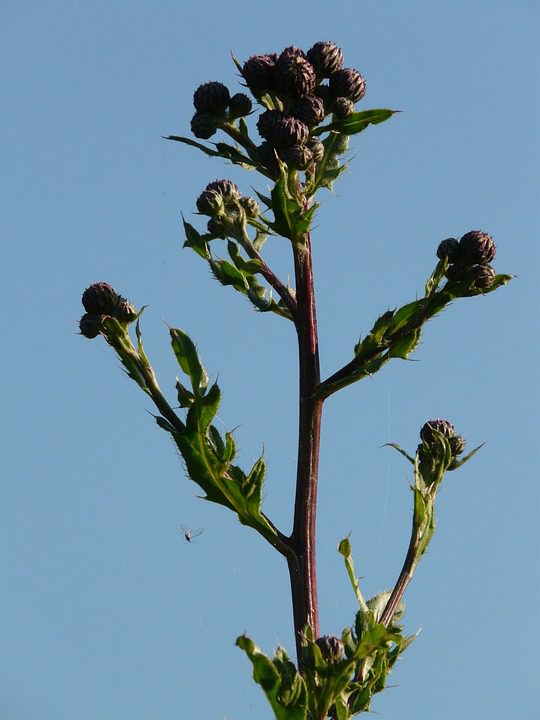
[181,525,204,543]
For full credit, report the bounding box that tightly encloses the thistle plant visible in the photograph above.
[78,41,511,718]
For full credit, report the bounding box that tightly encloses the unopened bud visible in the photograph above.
[420,419,456,445]
[332,96,355,119]
[228,93,252,119]
[283,144,313,170]
[315,635,344,664]
[81,282,137,322]
[291,94,326,127]
[193,81,230,115]
[306,41,344,78]
[275,47,316,98]
[242,54,278,96]
[329,68,366,102]
[470,263,497,290]
[190,112,218,139]
[239,196,260,219]
[205,179,241,203]
[79,313,103,339]
[196,189,225,216]
[459,230,496,265]
[436,238,460,263]
[307,138,325,163]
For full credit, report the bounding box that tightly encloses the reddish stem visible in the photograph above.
[288,232,323,666]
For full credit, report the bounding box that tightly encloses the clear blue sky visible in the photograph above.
[2,2,539,718]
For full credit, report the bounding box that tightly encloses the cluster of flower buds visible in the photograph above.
[418,418,466,475]
[195,179,260,239]
[79,282,137,338]
[437,230,497,291]
[240,42,365,173]
[191,81,253,139]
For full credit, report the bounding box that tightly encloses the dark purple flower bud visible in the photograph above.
[470,263,497,290]
[306,41,344,78]
[307,138,325,163]
[205,179,241,203]
[291,94,325,127]
[79,313,103,339]
[332,96,355,119]
[449,435,466,456]
[420,419,456,445]
[283,144,313,170]
[436,237,460,263]
[81,282,137,323]
[228,93,252,119]
[275,47,316,98]
[190,111,218,139]
[329,68,367,102]
[193,81,230,115]
[196,189,225,216]
[82,282,119,315]
[257,110,309,148]
[257,110,284,142]
[459,230,496,265]
[239,196,260,219]
[242,54,278,96]
[315,635,344,664]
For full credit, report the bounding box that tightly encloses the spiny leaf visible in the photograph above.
[169,328,209,396]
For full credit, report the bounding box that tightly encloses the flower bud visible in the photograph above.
[242,54,278,96]
[420,418,456,445]
[458,230,496,265]
[307,138,325,163]
[283,144,313,170]
[196,189,225,216]
[207,216,229,239]
[332,96,355,119]
[190,111,218,139]
[470,263,497,290]
[306,41,344,78]
[449,435,466,456]
[239,196,260,219]
[315,635,344,664]
[257,110,309,148]
[329,68,366,102]
[291,94,325,127]
[275,46,316,98]
[204,179,241,203]
[193,81,230,115]
[436,237,460,263]
[228,92,252,119]
[79,313,103,339]
[82,282,120,315]
[81,283,137,324]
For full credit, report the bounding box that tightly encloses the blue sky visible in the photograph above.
[2,1,539,718]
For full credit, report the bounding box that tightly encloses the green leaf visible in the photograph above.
[314,109,398,137]
[182,216,211,259]
[449,442,485,470]
[338,537,369,611]
[165,134,223,157]
[388,329,421,359]
[175,379,194,408]
[210,258,249,290]
[236,636,308,720]
[187,381,220,432]
[385,442,416,464]
[170,328,209,396]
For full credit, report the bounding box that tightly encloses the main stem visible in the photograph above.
[288,232,323,666]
